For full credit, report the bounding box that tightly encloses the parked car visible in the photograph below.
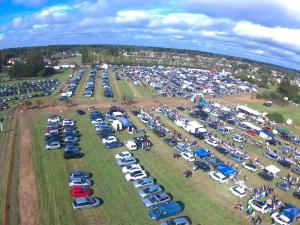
[174,142,190,153]
[105,141,123,149]
[116,157,137,167]
[208,171,228,184]
[115,151,132,159]
[271,212,291,225]
[232,134,243,143]
[45,141,61,150]
[76,110,85,115]
[193,161,210,172]
[65,145,80,152]
[277,159,292,169]
[180,152,195,162]
[138,185,163,198]
[148,201,182,221]
[125,140,138,151]
[229,152,244,163]
[293,191,300,199]
[242,162,257,172]
[258,171,274,181]
[160,217,190,225]
[143,193,171,207]
[69,177,91,187]
[69,170,91,179]
[72,197,101,210]
[229,186,247,198]
[292,166,300,175]
[133,177,154,189]
[102,136,117,144]
[125,169,147,181]
[48,115,60,123]
[205,138,219,147]
[248,199,269,214]
[264,151,279,161]
[276,182,291,192]
[215,146,229,155]
[64,151,83,159]
[122,164,142,174]
[70,187,92,197]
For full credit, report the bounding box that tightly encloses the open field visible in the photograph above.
[59,55,82,65]
[2,66,300,225]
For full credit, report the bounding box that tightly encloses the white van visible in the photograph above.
[125,140,137,151]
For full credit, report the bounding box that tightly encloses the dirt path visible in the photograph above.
[18,115,38,225]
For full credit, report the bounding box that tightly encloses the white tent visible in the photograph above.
[241,121,261,131]
[265,165,280,176]
[184,121,203,134]
[236,105,261,117]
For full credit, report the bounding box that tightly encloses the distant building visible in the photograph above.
[7,57,21,65]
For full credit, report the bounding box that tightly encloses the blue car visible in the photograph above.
[148,201,182,221]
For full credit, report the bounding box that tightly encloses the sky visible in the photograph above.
[1,0,300,70]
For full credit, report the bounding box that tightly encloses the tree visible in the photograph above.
[267,112,284,123]
[26,50,44,76]
[277,80,300,102]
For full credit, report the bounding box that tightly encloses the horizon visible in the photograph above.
[1,0,300,70]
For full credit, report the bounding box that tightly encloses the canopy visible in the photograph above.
[276,128,290,135]
[216,165,235,177]
[281,204,300,222]
[193,148,210,158]
[265,165,280,175]
[260,129,275,138]
[120,118,133,127]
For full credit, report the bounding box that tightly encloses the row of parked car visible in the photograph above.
[114,151,190,224]
[83,69,95,97]
[0,79,59,98]
[45,115,84,159]
[101,69,114,97]
[59,69,84,101]
[69,170,102,210]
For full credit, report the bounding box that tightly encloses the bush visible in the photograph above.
[267,112,284,123]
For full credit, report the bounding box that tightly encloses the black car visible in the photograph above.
[189,111,199,118]
[97,129,114,138]
[277,159,292,169]
[215,146,229,155]
[193,132,206,140]
[163,138,177,147]
[293,191,300,199]
[76,110,85,115]
[153,128,166,137]
[193,161,210,172]
[105,141,123,149]
[258,171,274,181]
[63,151,83,159]
[208,121,219,129]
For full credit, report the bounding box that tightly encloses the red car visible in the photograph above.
[246,130,258,136]
[262,127,272,132]
[70,187,92,197]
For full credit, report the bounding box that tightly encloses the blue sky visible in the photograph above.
[1,0,300,70]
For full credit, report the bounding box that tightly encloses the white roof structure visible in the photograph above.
[236,105,261,117]
[241,121,261,131]
[188,121,203,128]
[265,165,280,175]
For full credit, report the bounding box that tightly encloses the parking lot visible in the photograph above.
[2,65,300,225]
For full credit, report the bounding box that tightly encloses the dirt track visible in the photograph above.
[18,115,38,225]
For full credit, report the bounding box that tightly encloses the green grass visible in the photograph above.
[133,85,153,98]
[246,102,300,126]
[59,55,82,65]
[116,80,134,98]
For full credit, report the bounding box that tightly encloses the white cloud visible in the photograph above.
[115,10,151,23]
[12,17,23,28]
[200,30,227,37]
[33,24,49,30]
[250,49,265,55]
[36,5,71,19]
[234,21,300,50]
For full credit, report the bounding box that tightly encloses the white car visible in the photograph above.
[122,164,142,174]
[271,212,291,225]
[63,118,75,126]
[229,186,247,198]
[248,199,269,214]
[242,162,257,172]
[125,140,137,151]
[115,151,132,160]
[208,171,228,184]
[205,138,219,147]
[48,115,60,123]
[232,134,243,143]
[102,136,117,144]
[180,152,195,162]
[125,170,147,181]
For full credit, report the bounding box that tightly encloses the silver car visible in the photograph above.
[160,217,191,225]
[138,185,162,198]
[133,177,154,189]
[116,157,137,167]
[69,177,91,187]
[72,197,101,210]
[143,192,171,207]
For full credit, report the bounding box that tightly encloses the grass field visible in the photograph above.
[59,55,82,65]
[27,109,253,225]
[116,80,134,98]
[246,102,300,126]
[134,85,153,97]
